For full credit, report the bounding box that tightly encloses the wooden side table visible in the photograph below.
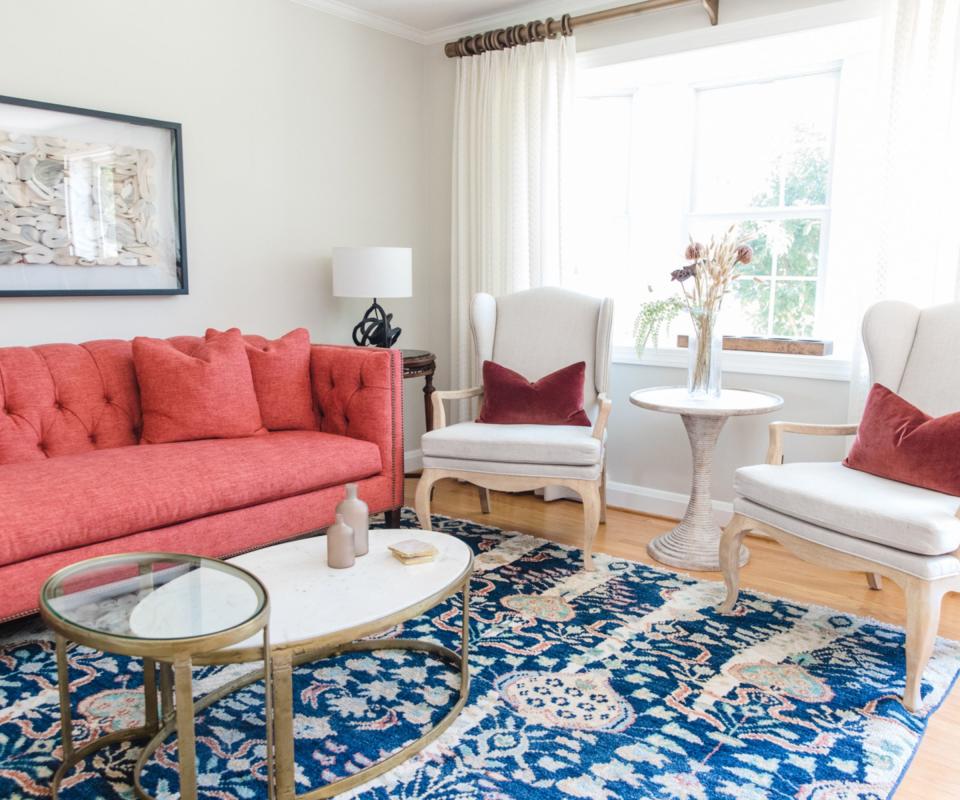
[630,386,783,571]
[401,349,437,432]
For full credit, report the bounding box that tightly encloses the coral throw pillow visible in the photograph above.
[844,383,960,496]
[206,327,317,431]
[133,329,265,444]
[477,360,591,426]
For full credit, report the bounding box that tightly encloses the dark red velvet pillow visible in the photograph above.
[133,329,265,444]
[477,360,591,426]
[843,383,960,496]
[206,327,317,431]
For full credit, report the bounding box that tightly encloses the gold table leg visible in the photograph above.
[159,661,174,719]
[272,649,296,800]
[143,657,159,731]
[173,655,198,800]
[55,634,74,762]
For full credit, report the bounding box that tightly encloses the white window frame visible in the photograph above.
[572,6,886,381]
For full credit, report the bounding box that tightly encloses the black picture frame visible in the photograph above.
[0,94,187,296]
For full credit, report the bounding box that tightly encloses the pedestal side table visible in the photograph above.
[630,386,783,571]
[401,349,437,432]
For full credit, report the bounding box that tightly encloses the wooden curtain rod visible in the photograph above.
[444,0,718,58]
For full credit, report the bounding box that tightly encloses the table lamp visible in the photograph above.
[332,246,412,347]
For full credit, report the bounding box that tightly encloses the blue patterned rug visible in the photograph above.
[2,510,959,799]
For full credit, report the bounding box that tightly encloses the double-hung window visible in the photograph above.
[567,19,880,366]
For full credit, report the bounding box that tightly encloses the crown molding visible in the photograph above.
[421,0,663,44]
[290,0,429,44]
[290,0,639,47]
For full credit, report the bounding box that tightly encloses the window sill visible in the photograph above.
[612,345,852,381]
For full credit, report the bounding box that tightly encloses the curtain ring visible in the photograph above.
[545,17,557,39]
[561,14,573,36]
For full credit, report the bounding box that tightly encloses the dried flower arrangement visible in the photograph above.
[673,226,753,395]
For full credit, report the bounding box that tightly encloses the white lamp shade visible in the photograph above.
[332,246,412,298]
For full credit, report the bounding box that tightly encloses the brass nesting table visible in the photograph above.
[41,530,472,799]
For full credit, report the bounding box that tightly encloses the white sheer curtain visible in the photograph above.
[848,0,960,418]
[450,36,576,396]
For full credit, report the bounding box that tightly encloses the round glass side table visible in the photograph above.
[39,552,271,800]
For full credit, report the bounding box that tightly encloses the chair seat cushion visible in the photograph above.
[0,431,382,568]
[422,421,602,466]
[733,498,960,580]
[735,462,960,556]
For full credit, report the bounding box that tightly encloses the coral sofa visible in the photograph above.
[0,336,403,622]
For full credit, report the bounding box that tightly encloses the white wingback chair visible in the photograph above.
[719,300,960,712]
[415,287,614,569]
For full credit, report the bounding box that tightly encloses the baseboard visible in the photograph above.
[403,449,732,526]
[605,480,733,526]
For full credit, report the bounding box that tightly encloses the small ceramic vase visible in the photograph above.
[326,513,355,569]
[337,482,369,556]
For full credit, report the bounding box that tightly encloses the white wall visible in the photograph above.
[418,0,863,518]
[0,0,862,497]
[0,0,436,450]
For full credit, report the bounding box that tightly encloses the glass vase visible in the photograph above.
[687,307,722,398]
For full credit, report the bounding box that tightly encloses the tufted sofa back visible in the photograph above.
[0,336,244,466]
[0,340,145,465]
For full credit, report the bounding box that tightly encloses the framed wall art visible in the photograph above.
[0,95,187,296]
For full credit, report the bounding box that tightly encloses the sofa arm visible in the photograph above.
[310,345,404,511]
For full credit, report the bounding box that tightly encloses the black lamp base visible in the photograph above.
[352,298,401,347]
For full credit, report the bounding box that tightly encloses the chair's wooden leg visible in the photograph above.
[415,471,438,531]
[479,487,491,514]
[384,508,402,528]
[599,464,607,525]
[718,514,751,613]
[903,578,944,712]
[866,572,883,591]
[579,481,601,572]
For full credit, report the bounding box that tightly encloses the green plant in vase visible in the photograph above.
[633,293,684,357]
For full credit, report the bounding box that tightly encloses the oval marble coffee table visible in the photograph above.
[631,386,783,571]
[136,529,473,800]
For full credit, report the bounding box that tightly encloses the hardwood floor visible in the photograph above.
[406,477,960,800]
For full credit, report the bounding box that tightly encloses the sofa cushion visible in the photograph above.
[0,431,382,568]
[207,327,318,432]
[422,421,602,466]
[134,330,265,444]
[844,383,960,496]
[735,462,960,556]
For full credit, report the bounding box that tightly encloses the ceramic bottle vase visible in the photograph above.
[337,482,369,556]
[326,514,355,569]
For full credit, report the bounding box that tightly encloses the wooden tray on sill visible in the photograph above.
[676,335,833,356]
